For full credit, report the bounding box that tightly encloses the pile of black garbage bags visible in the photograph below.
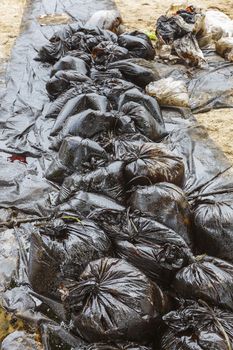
[156,6,208,67]
[23,22,233,349]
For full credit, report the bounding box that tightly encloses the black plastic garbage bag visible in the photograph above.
[118,88,165,133]
[92,41,129,65]
[118,31,155,60]
[45,87,81,118]
[161,300,233,349]
[100,79,135,110]
[118,89,166,142]
[62,258,167,342]
[50,93,109,136]
[57,191,125,216]
[120,101,165,142]
[156,14,193,44]
[40,322,86,350]
[174,255,233,311]
[109,60,156,88]
[51,56,89,77]
[44,83,103,119]
[76,343,153,350]
[177,7,197,23]
[93,133,152,155]
[193,177,233,263]
[28,218,111,298]
[57,161,125,204]
[90,67,123,81]
[46,136,108,183]
[38,23,117,63]
[115,141,184,187]
[38,25,75,63]
[54,110,118,144]
[46,70,91,99]
[65,49,92,65]
[129,183,192,245]
[97,212,193,284]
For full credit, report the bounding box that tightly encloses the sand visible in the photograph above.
[0,0,26,60]
[115,0,233,32]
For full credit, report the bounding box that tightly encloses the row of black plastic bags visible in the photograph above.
[26,22,233,349]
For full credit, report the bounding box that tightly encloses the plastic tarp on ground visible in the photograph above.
[136,49,233,113]
[0,0,117,219]
[1,1,233,349]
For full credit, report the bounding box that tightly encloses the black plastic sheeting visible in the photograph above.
[136,50,233,113]
[1,0,233,350]
[0,0,117,218]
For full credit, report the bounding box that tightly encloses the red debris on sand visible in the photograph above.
[8,154,27,164]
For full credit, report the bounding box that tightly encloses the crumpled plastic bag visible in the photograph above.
[100,78,135,110]
[57,161,125,204]
[50,93,109,136]
[129,183,192,246]
[86,10,123,33]
[92,41,129,65]
[46,69,91,99]
[62,258,167,342]
[38,23,117,63]
[216,37,233,61]
[205,10,233,38]
[46,136,108,183]
[57,191,125,216]
[52,110,118,147]
[173,32,206,67]
[44,82,99,119]
[161,300,233,349]
[155,7,207,67]
[94,212,193,284]
[51,55,89,77]
[28,218,111,298]
[118,31,155,60]
[174,255,233,311]
[193,176,233,263]
[146,77,190,107]
[108,60,156,88]
[115,141,185,187]
[119,100,166,141]
[156,13,194,44]
[118,87,166,141]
